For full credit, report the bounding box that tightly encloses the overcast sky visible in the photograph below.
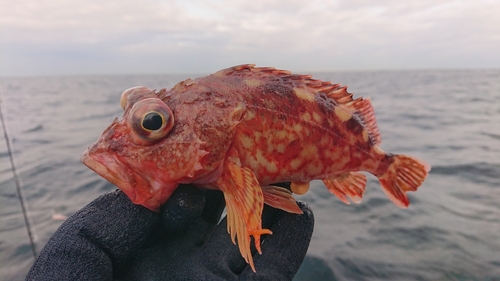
[1,0,499,76]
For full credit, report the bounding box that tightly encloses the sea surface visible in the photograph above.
[1,69,499,281]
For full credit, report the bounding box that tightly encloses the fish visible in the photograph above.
[81,64,430,271]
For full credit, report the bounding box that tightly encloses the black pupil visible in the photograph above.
[142,112,163,130]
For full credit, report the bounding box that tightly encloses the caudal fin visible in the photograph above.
[378,155,431,208]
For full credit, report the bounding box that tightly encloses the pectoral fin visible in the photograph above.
[215,160,271,272]
[323,172,367,204]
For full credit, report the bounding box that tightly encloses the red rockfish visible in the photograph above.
[81,64,430,271]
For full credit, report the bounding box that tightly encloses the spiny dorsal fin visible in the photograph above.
[324,86,381,145]
[350,97,381,145]
[221,65,382,145]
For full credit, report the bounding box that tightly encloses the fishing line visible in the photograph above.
[0,98,38,259]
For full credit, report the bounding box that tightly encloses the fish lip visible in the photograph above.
[81,147,139,202]
[80,146,175,212]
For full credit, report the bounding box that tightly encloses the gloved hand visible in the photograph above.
[26,183,314,280]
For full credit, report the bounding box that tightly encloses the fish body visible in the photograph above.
[81,64,430,271]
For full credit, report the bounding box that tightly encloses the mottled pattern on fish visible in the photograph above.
[82,64,430,272]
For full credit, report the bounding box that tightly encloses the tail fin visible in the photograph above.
[378,155,431,208]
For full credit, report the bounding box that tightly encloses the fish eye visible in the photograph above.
[142,112,164,131]
[128,98,174,144]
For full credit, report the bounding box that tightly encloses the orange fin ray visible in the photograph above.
[323,172,367,204]
[215,160,269,272]
[351,98,381,145]
[378,155,431,208]
[322,85,381,145]
[248,228,273,255]
[262,185,303,214]
[222,65,382,144]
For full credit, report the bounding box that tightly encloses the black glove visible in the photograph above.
[26,183,314,280]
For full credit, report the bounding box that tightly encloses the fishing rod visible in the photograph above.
[0,98,38,259]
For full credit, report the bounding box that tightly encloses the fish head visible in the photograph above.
[81,86,182,212]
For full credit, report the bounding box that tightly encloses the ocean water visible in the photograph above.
[1,69,499,280]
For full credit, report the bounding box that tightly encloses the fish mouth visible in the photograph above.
[81,146,171,212]
[81,148,140,202]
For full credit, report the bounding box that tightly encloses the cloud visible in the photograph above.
[0,0,499,76]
